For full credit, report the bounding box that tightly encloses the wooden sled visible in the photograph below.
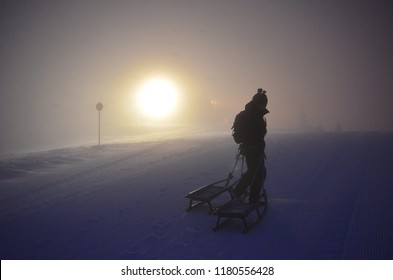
[185,148,244,213]
[185,176,238,213]
[213,190,268,233]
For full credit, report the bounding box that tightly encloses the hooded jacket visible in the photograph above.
[241,100,269,152]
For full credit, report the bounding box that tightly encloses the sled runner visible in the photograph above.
[185,148,244,213]
[213,190,268,233]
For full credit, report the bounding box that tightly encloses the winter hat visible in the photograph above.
[252,88,268,108]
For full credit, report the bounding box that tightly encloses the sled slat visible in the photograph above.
[213,191,268,232]
[185,178,236,213]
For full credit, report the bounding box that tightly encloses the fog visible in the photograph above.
[1,0,392,155]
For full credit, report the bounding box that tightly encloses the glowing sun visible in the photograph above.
[138,78,179,118]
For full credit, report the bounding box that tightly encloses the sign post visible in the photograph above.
[96,102,103,145]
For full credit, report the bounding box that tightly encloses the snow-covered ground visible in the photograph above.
[1,132,392,260]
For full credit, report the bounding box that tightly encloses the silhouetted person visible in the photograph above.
[232,88,269,203]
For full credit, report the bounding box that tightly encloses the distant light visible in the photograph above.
[137,78,178,118]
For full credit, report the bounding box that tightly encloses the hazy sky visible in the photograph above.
[1,0,392,154]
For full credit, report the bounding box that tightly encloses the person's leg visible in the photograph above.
[249,160,266,203]
[232,155,255,198]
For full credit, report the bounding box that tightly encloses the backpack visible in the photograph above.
[231,110,248,144]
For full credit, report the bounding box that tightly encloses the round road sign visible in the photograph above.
[96,102,103,111]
